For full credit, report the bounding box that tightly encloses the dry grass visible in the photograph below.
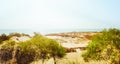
[31,51,109,64]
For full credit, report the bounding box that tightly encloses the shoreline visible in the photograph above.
[0,28,102,35]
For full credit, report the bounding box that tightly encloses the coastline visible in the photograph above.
[0,28,102,35]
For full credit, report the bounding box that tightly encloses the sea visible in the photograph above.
[0,28,102,36]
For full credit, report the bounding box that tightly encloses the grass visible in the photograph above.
[31,51,109,64]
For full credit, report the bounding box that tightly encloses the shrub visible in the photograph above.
[0,33,9,44]
[8,32,30,38]
[82,28,120,64]
[47,39,66,64]
[0,33,66,64]
[18,34,66,64]
[0,40,15,63]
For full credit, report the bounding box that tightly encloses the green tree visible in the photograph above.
[47,39,66,64]
[82,28,120,64]
[31,34,66,64]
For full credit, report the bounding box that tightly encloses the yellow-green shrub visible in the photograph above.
[82,28,120,64]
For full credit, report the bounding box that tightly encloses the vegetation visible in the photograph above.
[0,34,9,44]
[0,33,66,64]
[0,40,15,64]
[1,28,119,64]
[0,32,30,44]
[8,32,30,38]
[82,28,120,64]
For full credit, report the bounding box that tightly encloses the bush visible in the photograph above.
[8,33,30,38]
[82,28,120,64]
[0,40,15,63]
[0,34,66,64]
[0,34,9,44]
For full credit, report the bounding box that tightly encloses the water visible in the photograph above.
[0,28,102,35]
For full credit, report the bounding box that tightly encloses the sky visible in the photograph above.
[0,0,120,29]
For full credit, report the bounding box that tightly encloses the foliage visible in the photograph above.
[82,28,120,64]
[16,34,66,64]
[0,40,15,63]
[0,33,30,44]
[47,39,66,64]
[8,32,30,38]
[0,33,9,44]
[0,33,66,64]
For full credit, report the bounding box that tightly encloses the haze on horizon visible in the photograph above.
[0,0,120,30]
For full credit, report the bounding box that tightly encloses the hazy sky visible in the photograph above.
[0,0,120,29]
